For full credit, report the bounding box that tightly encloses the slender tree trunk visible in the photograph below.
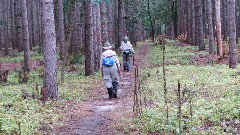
[58,0,65,60]
[186,0,191,43]
[0,2,3,50]
[147,0,154,42]
[10,0,15,49]
[207,0,215,55]
[27,0,33,50]
[190,0,195,45]
[107,0,113,44]
[3,0,10,55]
[221,0,227,40]
[42,0,58,99]
[117,0,123,50]
[16,1,23,52]
[22,0,31,71]
[32,0,37,47]
[236,0,240,41]
[195,0,205,50]
[228,0,237,68]
[95,3,102,71]
[215,0,223,59]
[84,1,94,76]
[100,2,108,45]
[75,2,82,54]
[212,0,216,37]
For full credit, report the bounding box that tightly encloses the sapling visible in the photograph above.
[178,80,182,134]
[162,43,169,124]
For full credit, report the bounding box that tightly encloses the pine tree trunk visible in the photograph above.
[215,0,223,59]
[16,0,23,52]
[195,0,205,50]
[228,0,237,68]
[186,0,191,43]
[3,0,10,55]
[191,0,195,45]
[212,0,216,37]
[95,3,102,71]
[117,0,123,49]
[27,0,33,50]
[42,0,58,100]
[100,2,108,45]
[75,2,82,54]
[147,0,155,42]
[107,0,113,44]
[32,0,37,47]
[22,0,31,71]
[84,1,95,76]
[0,1,2,50]
[221,0,227,40]
[10,0,15,49]
[207,0,214,54]
[236,0,240,41]
[58,0,65,60]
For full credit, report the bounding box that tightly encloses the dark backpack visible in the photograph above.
[123,49,132,55]
[103,55,115,67]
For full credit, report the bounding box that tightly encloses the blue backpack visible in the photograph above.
[103,55,115,67]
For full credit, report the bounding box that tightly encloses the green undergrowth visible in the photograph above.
[0,47,61,62]
[135,43,240,134]
[149,43,209,66]
[0,65,100,134]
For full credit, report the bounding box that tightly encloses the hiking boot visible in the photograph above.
[107,87,113,99]
[112,81,118,98]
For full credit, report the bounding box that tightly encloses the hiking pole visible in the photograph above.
[133,54,135,65]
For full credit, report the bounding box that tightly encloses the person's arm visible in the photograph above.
[114,52,122,79]
[100,54,103,77]
[128,41,135,53]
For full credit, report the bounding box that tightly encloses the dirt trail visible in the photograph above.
[53,44,151,135]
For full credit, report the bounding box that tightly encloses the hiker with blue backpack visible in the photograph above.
[120,36,134,72]
[101,42,121,99]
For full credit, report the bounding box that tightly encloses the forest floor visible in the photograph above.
[49,42,152,134]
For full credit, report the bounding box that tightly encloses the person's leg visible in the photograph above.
[110,65,120,98]
[122,54,127,71]
[103,67,113,99]
[127,54,131,71]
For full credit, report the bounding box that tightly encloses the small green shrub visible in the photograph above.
[70,54,85,64]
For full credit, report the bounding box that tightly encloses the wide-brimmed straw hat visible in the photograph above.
[103,42,112,49]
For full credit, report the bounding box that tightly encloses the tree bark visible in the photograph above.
[16,0,23,52]
[10,0,15,49]
[117,0,123,50]
[27,0,33,50]
[190,0,195,45]
[195,0,205,50]
[147,0,155,42]
[215,0,223,59]
[41,0,58,100]
[22,0,31,71]
[3,0,10,55]
[95,3,102,71]
[106,0,113,44]
[84,1,95,76]
[228,0,237,68]
[207,0,215,54]
[58,0,65,60]
[100,2,108,45]
[186,0,191,43]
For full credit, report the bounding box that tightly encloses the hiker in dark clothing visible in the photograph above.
[120,36,134,72]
